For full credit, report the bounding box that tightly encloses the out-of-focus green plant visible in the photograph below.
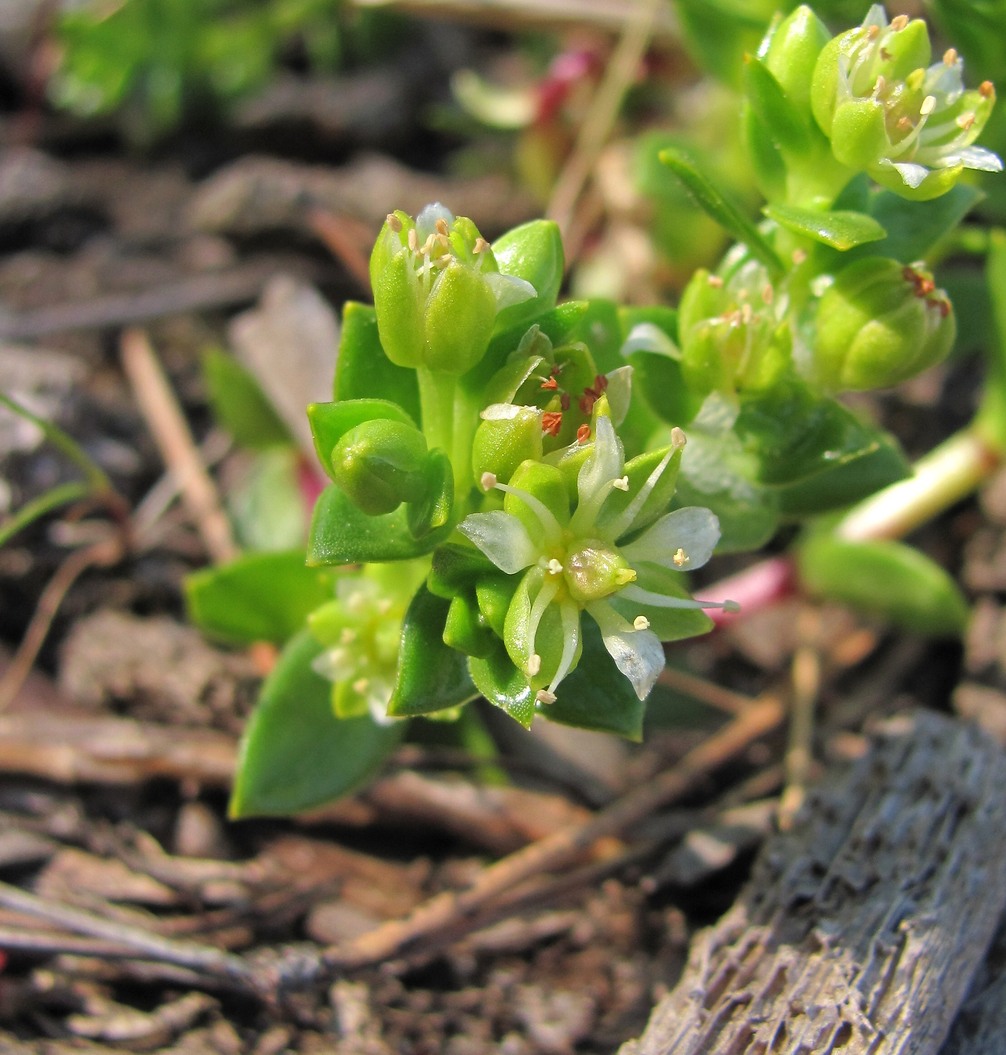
[48,0,392,138]
[179,5,1005,818]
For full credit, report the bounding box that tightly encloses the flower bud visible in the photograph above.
[490,219,564,332]
[472,404,544,485]
[330,418,430,515]
[812,257,955,390]
[761,5,831,121]
[369,204,536,373]
[811,6,1001,200]
[678,255,787,397]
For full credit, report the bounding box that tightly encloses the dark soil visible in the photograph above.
[1,10,1005,1054]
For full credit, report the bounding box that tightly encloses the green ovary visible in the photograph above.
[563,539,636,604]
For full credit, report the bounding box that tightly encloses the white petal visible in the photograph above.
[952,145,1004,172]
[574,413,624,526]
[619,322,681,359]
[480,402,525,420]
[485,272,537,310]
[885,160,931,189]
[603,366,633,426]
[458,511,539,573]
[590,602,665,701]
[621,507,720,569]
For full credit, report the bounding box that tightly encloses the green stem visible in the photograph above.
[834,426,1002,542]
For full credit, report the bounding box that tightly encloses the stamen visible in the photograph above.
[473,236,490,254]
[612,476,630,492]
[546,558,564,575]
[620,584,740,611]
[671,427,687,449]
[407,228,419,252]
[340,629,357,644]
[920,95,937,117]
[493,480,565,546]
[673,548,689,567]
[387,214,402,232]
[956,112,976,131]
[707,274,724,288]
[761,284,774,305]
[536,689,557,705]
[481,471,498,491]
[527,653,542,676]
[352,677,370,694]
[633,615,650,631]
[540,377,558,390]
[606,446,675,541]
[943,48,958,66]
[435,218,450,237]
[527,578,560,659]
[980,81,995,98]
[792,249,807,265]
[542,411,563,436]
[576,424,591,444]
[890,14,908,31]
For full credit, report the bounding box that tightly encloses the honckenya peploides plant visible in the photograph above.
[184,4,1006,817]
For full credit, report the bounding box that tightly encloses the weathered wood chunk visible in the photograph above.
[620,710,1006,1055]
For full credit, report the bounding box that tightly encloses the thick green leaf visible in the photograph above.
[777,435,909,517]
[853,184,984,264]
[227,448,307,552]
[307,485,450,565]
[737,382,897,487]
[743,55,809,155]
[202,349,291,450]
[387,586,479,717]
[542,618,646,739]
[334,301,421,421]
[185,550,333,644]
[229,630,404,817]
[764,203,886,251]
[468,640,535,728]
[659,145,784,278]
[797,536,969,637]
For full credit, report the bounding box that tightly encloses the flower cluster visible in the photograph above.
[459,407,733,703]
[812,5,1001,199]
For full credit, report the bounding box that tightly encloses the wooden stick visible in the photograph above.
[323,694,784,971]
[620,709,1006,1055]
[120,329,239,565]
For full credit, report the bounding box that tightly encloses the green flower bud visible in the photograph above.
[472,404,544,485]
[369,204,536,373]
[678,254,787,397]
[813,257,955,390]
[490,219,565,332]
[762,5,830,121]
[811,6,1001,200]
[330,418,430,515]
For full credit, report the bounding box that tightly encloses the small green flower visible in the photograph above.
[369,203,536,373]
[309,563,426,721]
[458,411,734,703]
[812,5,1001,200]
[812,256,955,390]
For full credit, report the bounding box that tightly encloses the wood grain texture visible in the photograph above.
[620,709,1006,1055]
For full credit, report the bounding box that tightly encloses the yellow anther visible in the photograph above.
[707,274,724,288]
[387,213,402,231]
[890,14,908,31]
[340,628,357,644]
[956,112,976,131]
[352,677,370,695]
[673,547,689,567]
[633,615,650,631]
[435,218,450,236]
[670,426,687,448]
[943,48,958,66]
[612,476,630,492]
[407,227,419,252]
[920,95,937,117]
[474,237,490,254]
[546,558,564,575]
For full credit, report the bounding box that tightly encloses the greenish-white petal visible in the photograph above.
[621,507,720,570]
[590,600,666,701]
[458,511,539,573]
